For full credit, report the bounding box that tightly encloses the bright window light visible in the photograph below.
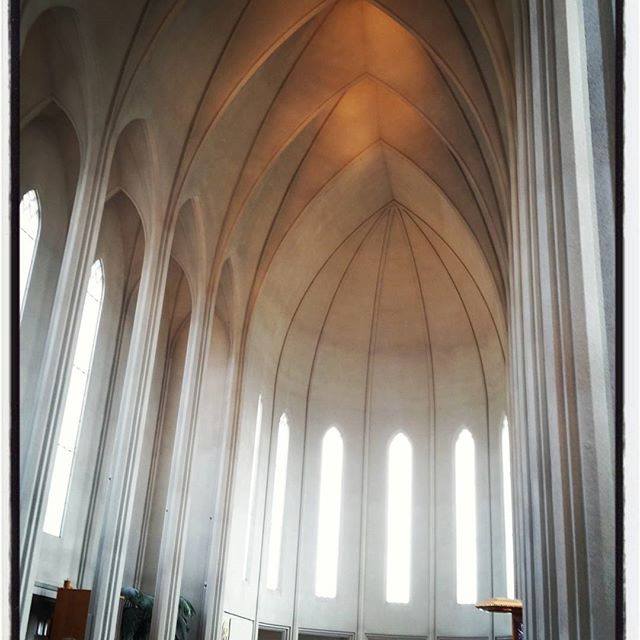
[315,426,343,598]
[19,189,41,314]
[502,418,515,598]
[43,260,104,536]
[455,428,477,605]
[243,394,263,581]
[386,433,412,603]
[266,413,290,590]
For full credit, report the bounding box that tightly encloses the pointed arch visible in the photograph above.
[315,426,344,599]
[43,259,104,537]
[386,431,412,603]
[454,427,477,604]
[266,412,290,590]
[502,416,515,598]
[19,189,41,314]
[242,393,264,581]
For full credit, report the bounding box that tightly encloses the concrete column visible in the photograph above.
[86,229,173,640]
[18,144,107,640]
[510,1,615,638]
[149,297,208,639]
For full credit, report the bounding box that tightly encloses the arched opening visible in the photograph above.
[386,432,412,604]
[502,417,515,599]
[19,189,41,314]
[130,258,192,592]
[266,413,290,590]
[243,394,264,581]
[315,426,344,599]
[19,99,81,459]
[43,259,104,537]
[455,429,477,605]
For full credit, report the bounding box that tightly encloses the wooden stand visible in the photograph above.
[475,597,523,640]
[49,580,91,640]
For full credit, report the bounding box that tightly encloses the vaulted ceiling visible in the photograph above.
[21,0,515,336]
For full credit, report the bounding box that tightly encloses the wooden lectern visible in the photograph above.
[48,580,125,639]
[475,598,523,640]
[49,580,91,640]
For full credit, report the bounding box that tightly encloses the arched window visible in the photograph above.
[502,418,515,598]
[386,432,412,603]
[242,394,263,580]
[43,260,104,536]
[455,428,477,604]
[315,426,343,598]
[266,413,290,590]
[19,189,41,314]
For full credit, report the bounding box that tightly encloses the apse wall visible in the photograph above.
[221,187,509,638]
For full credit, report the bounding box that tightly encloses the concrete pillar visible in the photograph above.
[510,1,615,638]
[149,297,209,639]
[18,144,106,640]
[86,229,173,639]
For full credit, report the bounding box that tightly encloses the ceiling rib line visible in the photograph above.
[356,211,394,637]
[460,0,516,154]
[367,0,510,202]
[270,207,388,405]
[255,212,385,606]
[231,93,352,329]
[400,204,506,361]
[150,3,334,304]
[379,141,507,300]
[230,68,501,226]
[402,210,497,614]
[362,75,508,274]
[192,2,336,230]
[250,131,505,307]
[196,23,347,293]
[205,68,509,300]
[219,69,507,276]
[443,0,510,195]
[175,0,333,199]
[397,210,437,635]
[289,212,389,637]
[193,71,369,251]
[137,0,252,217]
[250,138,390,283]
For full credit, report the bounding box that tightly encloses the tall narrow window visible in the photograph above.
[502,418,515,598]
[266,413,290,590]
[19,189,41,313]
[315,426,343,598]
[43,260,104,536]
[243,394,263,580]
[455,428,477,604]
[386,433,412,603]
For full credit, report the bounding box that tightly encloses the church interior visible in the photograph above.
[17,1,616,639]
